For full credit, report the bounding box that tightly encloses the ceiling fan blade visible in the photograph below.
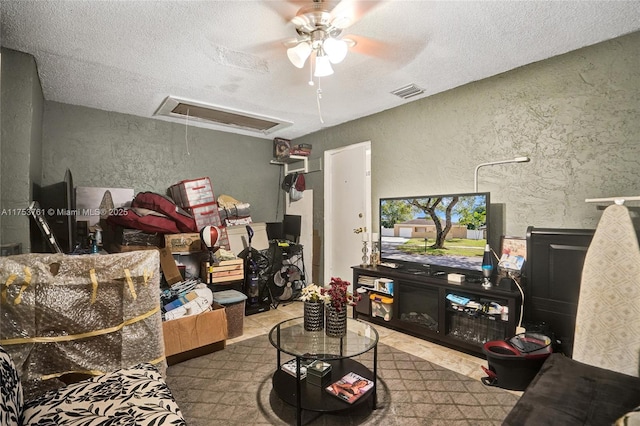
[330,0,386,29]
[283,37,304,48]
[345,34,398,60]
[247,39,290,55]
[262,0,307,24]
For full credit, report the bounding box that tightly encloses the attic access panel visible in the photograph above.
[155,96,292,134]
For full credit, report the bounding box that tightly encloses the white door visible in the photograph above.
[324,142,371,289]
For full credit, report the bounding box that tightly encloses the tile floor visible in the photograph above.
[228,300,499,385]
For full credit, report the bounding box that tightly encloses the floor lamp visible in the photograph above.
[473,156,530,294]
[474,157,530,192]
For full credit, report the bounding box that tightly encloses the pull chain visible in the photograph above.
[316,77,325,124]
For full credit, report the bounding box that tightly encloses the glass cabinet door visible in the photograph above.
[445,291,509,345]
[397,283,439,332]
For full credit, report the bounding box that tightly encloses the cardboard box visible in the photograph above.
[162,303,228,360]
[226,222,269,255]
[201,259,244,284]
[164,233,202,253]
[108,244,159,253]
[375,278,394,295]
[160,247,182,285]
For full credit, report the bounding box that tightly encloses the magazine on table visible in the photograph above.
[325,372,374,404]
[280,358,314,379]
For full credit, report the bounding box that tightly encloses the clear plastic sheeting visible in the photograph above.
[0,250,165,398]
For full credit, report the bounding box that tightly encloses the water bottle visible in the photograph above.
[90,234,99,254]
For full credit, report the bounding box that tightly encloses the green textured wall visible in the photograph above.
[41,103,284,224]
[4,32,640,263]
[296,31,640,242]
[0,48,43,251]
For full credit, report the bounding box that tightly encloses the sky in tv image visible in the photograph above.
[379,194,488,271]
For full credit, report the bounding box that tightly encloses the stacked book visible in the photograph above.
[289,143,312,157]
[280,359,314,379]
[357,275,376,288]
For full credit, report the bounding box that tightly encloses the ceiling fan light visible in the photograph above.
[323,37,348,64]
[314,55,334,77]
[287,42,312,68]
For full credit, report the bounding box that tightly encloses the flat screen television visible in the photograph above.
[379,192,490,275]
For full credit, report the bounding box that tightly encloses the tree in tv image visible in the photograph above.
[379,193,489,271]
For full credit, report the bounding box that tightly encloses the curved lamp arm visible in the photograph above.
[474,156,530,192]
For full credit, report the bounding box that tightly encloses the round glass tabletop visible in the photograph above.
[268,317,379,360]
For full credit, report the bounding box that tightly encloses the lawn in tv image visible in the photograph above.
[379,194,488,271]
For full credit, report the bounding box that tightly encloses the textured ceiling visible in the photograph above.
[1,0,639,140]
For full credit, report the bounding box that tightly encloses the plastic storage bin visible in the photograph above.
[169,177,215,208]
[482,332,552,390]
[212,290,247,339]
[370,294,393,321]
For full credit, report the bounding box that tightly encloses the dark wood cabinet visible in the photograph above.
[524,227,595,356]
[352,265,522,356]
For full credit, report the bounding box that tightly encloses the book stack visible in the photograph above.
[289,143,312,157]
[280,359,314,380]
[357,275,376,288]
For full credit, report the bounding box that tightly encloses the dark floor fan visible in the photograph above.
[273,263,302,302]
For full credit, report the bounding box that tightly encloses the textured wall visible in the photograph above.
[41,103,284,223]
[5,32,640,266]
[0,48,43,251]
[296,31,640,245]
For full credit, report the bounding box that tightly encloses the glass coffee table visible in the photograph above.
[269,317,379,426]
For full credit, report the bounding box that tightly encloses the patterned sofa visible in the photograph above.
[1,345,186,425]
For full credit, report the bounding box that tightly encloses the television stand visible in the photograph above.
[352,265,522,356]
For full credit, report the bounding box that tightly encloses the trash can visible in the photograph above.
[481,332,552,391]
[213,290,247,339]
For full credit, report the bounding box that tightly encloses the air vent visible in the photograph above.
[154,96,291,134]
[390,84,424,100]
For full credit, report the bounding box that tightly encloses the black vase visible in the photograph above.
[304,301,324,331]
[325,303,347,337]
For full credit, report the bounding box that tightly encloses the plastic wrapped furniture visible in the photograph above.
[0,250,165,399]
[0,345,186,426]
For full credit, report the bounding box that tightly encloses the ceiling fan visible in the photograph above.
[283,0,381,78]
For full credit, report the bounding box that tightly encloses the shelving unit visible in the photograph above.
[270,155,309,175]
[352,265,522,356]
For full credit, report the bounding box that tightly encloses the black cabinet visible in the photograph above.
[352,265,522,356]
[524,227,595,356]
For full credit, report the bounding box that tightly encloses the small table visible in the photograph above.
[268,317,379,426]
